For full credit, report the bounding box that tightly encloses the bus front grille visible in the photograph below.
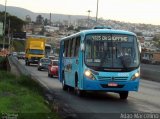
[97,76,128,81]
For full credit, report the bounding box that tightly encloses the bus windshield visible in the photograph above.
[84,33,140,71]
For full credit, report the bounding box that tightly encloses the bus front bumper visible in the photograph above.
[83,79,140,92]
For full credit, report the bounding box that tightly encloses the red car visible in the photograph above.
[48,60,59,78]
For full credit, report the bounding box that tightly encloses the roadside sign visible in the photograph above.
[0,22,3,36]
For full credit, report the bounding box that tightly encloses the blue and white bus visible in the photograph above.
[59,27,140,99]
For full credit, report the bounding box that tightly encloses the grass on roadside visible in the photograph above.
[0,70,60,119]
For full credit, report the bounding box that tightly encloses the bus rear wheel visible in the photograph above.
[62,76,67,91]
[119,91,128,100]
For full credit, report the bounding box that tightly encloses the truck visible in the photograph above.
[25,37,46,66]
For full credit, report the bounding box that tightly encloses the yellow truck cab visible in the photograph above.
[25,37,46,66]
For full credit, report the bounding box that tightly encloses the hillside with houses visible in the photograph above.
[0,5,160,64]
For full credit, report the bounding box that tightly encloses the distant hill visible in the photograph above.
[0,4,87,22]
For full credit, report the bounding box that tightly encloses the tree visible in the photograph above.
[36,15,44,25]
[135,32,143,36]
[38,27,45,35]
[0,12,25,34]
[9,15,25,32]
[67,25,74,30]
[153,35,160,48]
[44,18,50,26]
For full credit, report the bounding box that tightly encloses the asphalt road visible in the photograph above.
[141,63,160,82]
[20,60,160,119]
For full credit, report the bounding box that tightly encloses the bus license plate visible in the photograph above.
[108,83,118,87]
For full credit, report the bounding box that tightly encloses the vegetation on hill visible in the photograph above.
[153,34,160,48]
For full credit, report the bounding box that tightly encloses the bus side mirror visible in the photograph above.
[138,41,141,53]
[81,43,85,51]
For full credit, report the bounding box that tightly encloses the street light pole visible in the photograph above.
[96,0,99,23]
[2,0,7,50]
[87,10,91,28]
[8,19,10,52]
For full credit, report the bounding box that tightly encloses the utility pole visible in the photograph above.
[87,10,91,28]
[50,13,52,26]
[2,0,7,50]
[96,0,99,23]
[8,19,10,53]
[68,15,71,27]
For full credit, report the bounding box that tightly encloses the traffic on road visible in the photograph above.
[19,59,160,119]
[16,28,160,119]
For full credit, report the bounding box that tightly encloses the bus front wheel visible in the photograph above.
[74,87,85,97]
[74,78,85,97]
[119,91,129,100]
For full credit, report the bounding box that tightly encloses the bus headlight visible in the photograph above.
[131,72,140,81]
[84,70,95,80]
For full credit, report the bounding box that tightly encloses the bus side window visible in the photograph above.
[74,37,80,57]
[67,39,70,57]
[69,38,73,57]
[72,38,76,57]
[85,40,92,59]
[64,40,69,57]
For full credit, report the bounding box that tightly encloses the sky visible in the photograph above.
[0,0,160,25]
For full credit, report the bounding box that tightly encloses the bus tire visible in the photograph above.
[74,74,85,97]
[119,91,128,100]
[75,87,85,97]
[62,74,67,91]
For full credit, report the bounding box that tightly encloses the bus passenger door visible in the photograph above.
[64,58,70,85]
[66,37,81,88]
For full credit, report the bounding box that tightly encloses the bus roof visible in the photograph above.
[61,29,136,41]
[82,29,136,36]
